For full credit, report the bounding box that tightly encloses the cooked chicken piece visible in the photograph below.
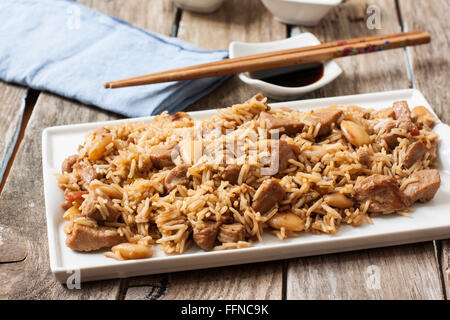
[301,108,343,136]
[193,221,220,251]
[427,140,438,162]
[393,101,412,120]
[64,190,88,205]
[217,223,246,243]
[353,174,409,213]
[149,143,176,169]
[402,141,426,168]
[61,154,78,173]
[403,169,440,203]
[219,164,241,185]
[378,132,399,149]
[252,179,285,214]
[164,164,190,191]
[73,161,100,189]
[372,107,395,119]
[81,189,121,222]
[259,139,300,174]
[66,224,125,252]
[412,106,437,129]
[277,140,300,172]
[376,119,414,149]
[259,112,304,136]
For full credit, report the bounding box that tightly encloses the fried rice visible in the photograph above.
[56,94,440,260]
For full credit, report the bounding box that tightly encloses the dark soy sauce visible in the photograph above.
[249,62,324,87]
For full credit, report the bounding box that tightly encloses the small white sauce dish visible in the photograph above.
[261,0,342,26]
[229,33,342,100]
[172,0,225,13]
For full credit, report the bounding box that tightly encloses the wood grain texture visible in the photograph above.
[287,243,443,299]
[0,93,121,299]
[0,0,176,299]
[0,82,27,189]
[123,0,286,300]
[399,0,450,297]
[0,82,28,264]
[399,0,450,124]
[179,0,286,112]
[286,0,444,299]
[79,0,176,35]
[125,262,283,300]
[294,0,410,100]
[442,241,450,298]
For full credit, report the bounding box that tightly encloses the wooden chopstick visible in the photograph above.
[104,31,430,89]
[105,30,422,86]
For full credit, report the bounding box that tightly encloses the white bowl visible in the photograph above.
[172,0,225,13]
[229,33,342,100]
[261,0,342,26]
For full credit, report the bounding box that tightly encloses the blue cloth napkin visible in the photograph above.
[0,0,228,117]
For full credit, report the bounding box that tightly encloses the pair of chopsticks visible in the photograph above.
[104,30,430,89]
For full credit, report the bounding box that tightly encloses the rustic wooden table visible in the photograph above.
[0,0,448,300]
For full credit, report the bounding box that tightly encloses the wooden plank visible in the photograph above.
[124,0,286,300]
[125,262,283,300]
[399,0,450,297]
[0,93,121,299]
[286,0,444,299]
[79,0,176,35]
[295,0,411,99]
[0,82,29,263]
[288,243,442,299]
[398,0,450,124]
[0,0,176,299]
[0,82,27,187]
[178,0,286,112]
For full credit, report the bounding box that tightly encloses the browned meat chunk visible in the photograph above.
[301,108,343,136]
[378,132,399,149]
[372,107,395,119]
[65,190,88,205]
[269,139,300,172]
[73,161,100,189]
[165,164,190,191]
[193,221,219,251]
[376,120,412,149]
[81,189,121,222]
[393,101,412,120]
[402,141,426,168]
[427,141,438,162]
[403,169,440,203]
[259,139,300,174]
[217,223,246,243]
[220,164,241,185]
[252,179,285,214]
[412,106,437,129]
[66,224,125,252]
[357,149,370,165]
[260,112,304,136]
[149,143,175,169]
[62,155,78,173]
[278,140,300,171]
[353,174,409,213]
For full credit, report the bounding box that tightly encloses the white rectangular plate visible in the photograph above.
[42,89,450,283]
